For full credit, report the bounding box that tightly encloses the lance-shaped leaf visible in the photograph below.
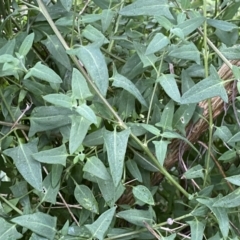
[74,184,99,214]
[32,145,68,166]
[157,74,181,102]
[43,93,72,108]
[85,207,116,240]
[71,68,92,100]
[153,140,170,166]
[103,128,131,186]
[24,62,62,83]
[187,219,206,240]
[69,115,91,154]
[112,71,147,107]
[119,0,173,19]
[11,212,57,240]
[133,185,155,205]
[0,218,22,240]
[19,33,35,56]
[3,139,42,191]
[69,44,109,97]
[75,103,97,124]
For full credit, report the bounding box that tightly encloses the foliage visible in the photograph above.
[1,0,240,239]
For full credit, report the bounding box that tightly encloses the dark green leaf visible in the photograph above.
[101,9,115,32]
[11,212,57,240]
[3,139,42,191]
[126,159,143,182]
[74,184,99,214]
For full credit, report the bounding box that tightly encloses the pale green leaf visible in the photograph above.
[156,100,174,131]
[19,33,35,56]
[103,128,131,186]
[145,33,170,55]
[32,145,68,166]
[117,209,153,227]
[24,62,62,83]
[11,212,57,240]
[187,219,205,240]
[60,0,72,11]
[83,156,111,180]
[0,218,22,240]
[85,207,116,240]
[141,124,160,136]
[43,94,72,108]
[126,159,143,182]
[175,17,205,36]
[169,43,200,64]
[181,77,228,104]
[184,164,204,179]
[157,74,181,102]
[153,140,170,166]
[82,24,109,44]
[220,46,240,60]
[75,103,97,124]
[51,164,63,187]
[74,184,99,214]
[3,139,42,191]
[225,174,240,186]
[69,45,109,96]
[207,19,237,31]
[133,185,155,205]
[101,9,115,32]
[227,132,240,143]
[69,115,91,154]
[71,68,92,100]
[112,72,147,107]
[119,0,173,19]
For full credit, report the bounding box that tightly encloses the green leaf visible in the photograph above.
[32,145,68,166]
[19,33,34,56]
[69,115,91,154]
[43,93,72,108]
[169,43,200,64]
[112,71,147,107]
[187,219,205,240]
[145,33,170,55]
[153,140,170,166]
[119,0,173,19]
[29,106,72,137]
[101,9,115,32]
[181,76,227,104]
[213,126,232,143]
[69,44,109,96]
[207,19,237,31]
[60,0,72,11]
[83,128,104,147]
[24,62,62,84]
[51,164,63,187]
[82,24,109,44]
[213,188,240,208]
[0,39,15,55]
[39,172,60,204]
[117,209,153,227]
[141,124,160,136]
[175,17,205,36]
[225,174,240,186]
[71,68,92,100]
[133,185,155,205]
[197,196,229,238]
[0,218,22,240]
[220,46,240,59]
[156,100,174,131]
[154,16,173,30]
[74,184,99,214]
[157,74,181,102]
[97,177,125,207]
[75,103,97,124]
[3,139,42,191]
[42,35,71,70]
[133,42,158,68]
[11,212,57,240]
[83,156,111,180]
[184,164,204,179]
[103,128,131,187]
[227,132,240,143]
[126,159,143,182]
[85,207,116,240]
